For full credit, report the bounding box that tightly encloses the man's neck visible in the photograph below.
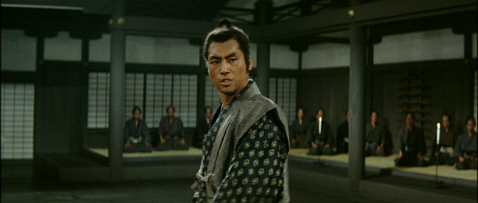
[220,82,249,109]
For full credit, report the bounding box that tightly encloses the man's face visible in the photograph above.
[134,110,141,120]
[406,114,414,126]
[442,115,450,129]
[346,111,350,121]
[205,108,212,119]
[207,39,252,98]
[168,107,175,117]
[371,112,378,124]
[466,119,475,132]
[298,109,304,119]
[316,111,324,120]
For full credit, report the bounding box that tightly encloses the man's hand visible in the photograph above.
[146,142,152,147]
[291,138,296,144]
[398,150,403,159]
[124,140,132,148]
[311,142,317,148]
[325,144,330,148]
[181,138,186,144]
[459,156,465,162]
[435,151,440,157]
[160,136,166,143]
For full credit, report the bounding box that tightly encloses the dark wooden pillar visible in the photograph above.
[109,0,126,181]
[255,0,273,97]
[348,0,366,188]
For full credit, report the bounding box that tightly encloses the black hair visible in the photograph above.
[166,105,175,113]
[203,18,251,70]
[465,116,476,125]
[132,105,141,115]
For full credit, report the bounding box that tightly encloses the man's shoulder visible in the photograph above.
[139,119,148,125]
[398,127,407,135]
[247,94,277,106]
[239,94,284,117]
[415,127,424,134]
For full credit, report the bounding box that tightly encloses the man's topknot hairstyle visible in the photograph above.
[203,19,251,70]
[218,18,232,27]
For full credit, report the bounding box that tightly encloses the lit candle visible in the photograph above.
[319,117,322,134]
[436,123,440,145]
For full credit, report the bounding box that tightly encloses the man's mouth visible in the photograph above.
[221,78,232,86]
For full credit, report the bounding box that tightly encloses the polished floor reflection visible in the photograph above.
[2,157,476,203]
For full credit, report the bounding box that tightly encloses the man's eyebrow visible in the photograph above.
[209,52,238,60]
[209,56,221,60]
[225,53,238,59]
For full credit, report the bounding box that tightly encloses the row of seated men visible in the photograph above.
[289,108,394,156]
[123,105,189,153]
[289,107,477,170]
[123,105,215,152]
[124,103,477,170]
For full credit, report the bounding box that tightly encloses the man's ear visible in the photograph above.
[248,56,253,71]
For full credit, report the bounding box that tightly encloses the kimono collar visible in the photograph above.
[221,79,260,110]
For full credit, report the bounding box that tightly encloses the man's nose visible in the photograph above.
[219,62,230,74]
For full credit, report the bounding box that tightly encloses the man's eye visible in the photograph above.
[210,61,219,65]
[229,58,237,62]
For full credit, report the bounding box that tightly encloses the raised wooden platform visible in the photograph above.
[34,148,203,182]
[88,147,203,158]
[289,148,477,187]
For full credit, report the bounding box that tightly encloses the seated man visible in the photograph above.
[157,105,188,150]
[454,116,477,170]
[193,106,212,149]
[123,106,152,153]
[335,110,349,154]
[307,109,334,156]
[365,110,386,156]
[429,114,459,165]
[290,107,310,148]
[395,112,427,167]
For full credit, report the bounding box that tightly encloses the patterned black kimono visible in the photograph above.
[192,81,290,203]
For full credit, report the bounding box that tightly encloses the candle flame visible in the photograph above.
[319,117,322,122]
[436,123,440,129]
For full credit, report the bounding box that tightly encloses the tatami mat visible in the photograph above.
[88,148,203,158]
[289,148,477,182]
